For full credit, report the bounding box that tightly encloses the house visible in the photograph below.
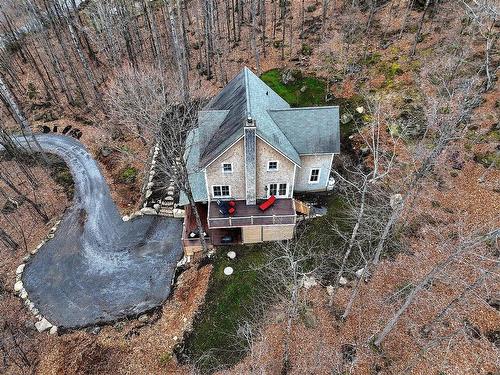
[179,67,340,255]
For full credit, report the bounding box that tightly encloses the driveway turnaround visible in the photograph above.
[4,134,183,329]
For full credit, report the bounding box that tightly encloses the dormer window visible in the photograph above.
[267,161,278,171]
[222,163,233,173]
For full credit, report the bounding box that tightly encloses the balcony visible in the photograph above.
[208,199,296,228]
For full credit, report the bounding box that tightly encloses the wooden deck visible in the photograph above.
[208,199,296,228]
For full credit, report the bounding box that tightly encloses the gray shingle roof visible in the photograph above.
[181,67,340,204]
[179,127,208,206]
[268,107,340,154]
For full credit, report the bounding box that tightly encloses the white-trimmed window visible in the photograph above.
[213,185,230,197]
[268,183,288,197]
[267,161,279,171]
[222,163,233,173]
[309,168,321,183]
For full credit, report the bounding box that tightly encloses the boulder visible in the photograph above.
[341,112,353,125]
[302,275,317,289]
[140,207,157,215]
[122,215,130,222]
[20,290,28,299]
[339,276,348,286]
[326,285,334,296]
[300,85,307,93]
[100,146,112,158]
[173,208,185,218]
[390,194,403,209]
[16,264,25,275]
[49,326,58,335]
[153,203,160,211]
[35,318,52,333]
[138,314,149,323]
[14,281,23,292]
[355,268,365,278]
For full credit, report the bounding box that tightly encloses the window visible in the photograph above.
[267,161,278,171]
[222,163,233,173]
[278,183,287,196]
[309,168,320,183]
[213,185,230,197]
[268,183,287,197]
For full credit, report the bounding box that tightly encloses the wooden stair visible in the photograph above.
[294,199,311,216]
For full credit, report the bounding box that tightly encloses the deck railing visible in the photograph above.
[208,214,296,228]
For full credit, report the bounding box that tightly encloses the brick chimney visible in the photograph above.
[244,117,257,205]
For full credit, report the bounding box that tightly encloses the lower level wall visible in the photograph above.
[242,224,295,244]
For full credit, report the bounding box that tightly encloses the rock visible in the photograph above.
[173,208,185,218]
[173,336,178,341]
[356,106,365,114]
[138,314,149,323]
[100,146,113,158]
[390,194,403,210]
[224,267,234,275]
[145,190,153,199]
[35,318,52,332]
[153,203,160,211]
[47,234,54,239]
[227,251,236,259]
[32,308,39,316]
[300,85,307,93]
[14,281,23,292]
[355,268,365,278]
[302,275,317,289]
[23,255,31,262]
[16,264,25,275]
[122,215,130,222]
[339,276,348,286]
[360,146,370,156]
[167,186,175,192]
[326,285,334,296]
[20,290,28,299]
[49,326,58,335]
[30,248,38,255]
[341,112,353,125]
[27,301,35,311]
[147,182,154,189]
[89,326,101,335]
[140,207,157,215]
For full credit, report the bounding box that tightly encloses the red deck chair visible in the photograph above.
[259,195,276,211]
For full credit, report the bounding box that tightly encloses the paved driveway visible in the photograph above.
[3,134,183,329]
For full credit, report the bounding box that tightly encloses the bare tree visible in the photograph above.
[373,228,499,347]
[157,99,209,254]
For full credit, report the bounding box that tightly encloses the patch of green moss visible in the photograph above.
[118,166,138,184]
[260,69,366,139]
[301,43,313,56]
[260,68,326,107]
[473,151,500,169]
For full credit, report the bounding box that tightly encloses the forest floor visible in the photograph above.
[0,0,498,374]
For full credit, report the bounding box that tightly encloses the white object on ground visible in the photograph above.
[16,264,25,275]
[302,275,317,289]
[356,106,364,114]
[35,318,52,333]
[355,268,365,278]
[339,276,348,286]
[227,251,236,259]
[224,267,234,276]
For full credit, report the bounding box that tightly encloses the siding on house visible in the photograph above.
[294,154,334,192]
[205,138,246,200]
[255,137,295,199]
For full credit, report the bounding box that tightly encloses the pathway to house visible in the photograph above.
[2,134,183,329]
